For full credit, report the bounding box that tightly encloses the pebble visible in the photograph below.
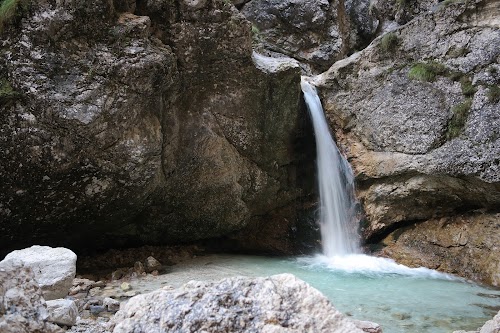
[89,305,106,315]
[120,282,131,291]
[145,256,162,273]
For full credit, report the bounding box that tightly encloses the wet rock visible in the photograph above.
[479,310,500,333]
[0,260,63,333]
[144,256,162,273]
[109,273,365,332]
[453,310,500,333]
[1,246,77,300]
[46,299,79,326]
[111,269,127,281]
[352,319,383,333]
[380,213,500,286]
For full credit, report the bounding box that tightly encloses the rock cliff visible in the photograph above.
[312,0,500,284]
[0,0,316,254]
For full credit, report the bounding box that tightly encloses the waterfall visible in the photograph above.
[301,78,360,257]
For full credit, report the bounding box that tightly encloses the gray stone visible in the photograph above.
[109,273,365,332]
[46,299,79,326]
[103,297,120,312]
[2,246,77,300]
[144,256,162,273]
[0,260,63,333]
[352,319,383,333]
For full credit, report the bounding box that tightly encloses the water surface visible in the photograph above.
[135,254,500,333]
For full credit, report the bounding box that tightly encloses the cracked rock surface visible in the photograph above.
[0,0,315,254]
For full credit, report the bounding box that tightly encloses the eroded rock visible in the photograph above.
[109,273,365,332]
[313,0,500,282]
[1,246,77,300]
[46,299,79,327]
[0,260,63,333]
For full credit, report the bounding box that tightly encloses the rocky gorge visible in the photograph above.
[1,0,500,331]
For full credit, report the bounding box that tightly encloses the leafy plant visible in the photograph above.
[380,33,399,53]
[446,98,472,139]
[408,62,447,82]
[487,85,500,103]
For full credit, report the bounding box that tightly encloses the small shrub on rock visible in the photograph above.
[487,85,500,103]
[408,62,447,82]
[460,76,476,97]
[380,33,399,53]
[446,98,472,139]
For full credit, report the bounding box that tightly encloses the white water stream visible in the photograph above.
[301,78,359,256]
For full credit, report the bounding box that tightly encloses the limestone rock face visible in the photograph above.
[380,213,500,286]
[241,0,378,72]
[0,260,63,333]
[109,273,365,333]
[0,0,313,253]
[313,0,500,282]
[2,246,77,300]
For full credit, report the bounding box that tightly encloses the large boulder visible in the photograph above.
[0,260,63,333]
[109,273,365,332]
[2,246,77,300]
[0,0,315,254]
[313,0,500,283]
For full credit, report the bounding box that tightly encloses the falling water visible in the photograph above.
[301,78,360,256]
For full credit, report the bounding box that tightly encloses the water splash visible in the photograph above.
[301,78,360,256]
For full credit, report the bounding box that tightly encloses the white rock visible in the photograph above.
[2,245,77,300]
[109,273,366,333]
[46,299,79,326]
[103,297,120,312]
[480,310,500,333]
[352,319,383,333]
[0,260,63,333]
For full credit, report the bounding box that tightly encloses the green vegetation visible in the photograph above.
[0,78,18,105]
[447,70,463,82]
[487,85,500,103]
[459,76,476,97]
[0,0,28,32]
[380,33,399,53]
[446,98,472,139]
[408,62,447,82]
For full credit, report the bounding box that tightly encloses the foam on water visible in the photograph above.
[298,254,458,279]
